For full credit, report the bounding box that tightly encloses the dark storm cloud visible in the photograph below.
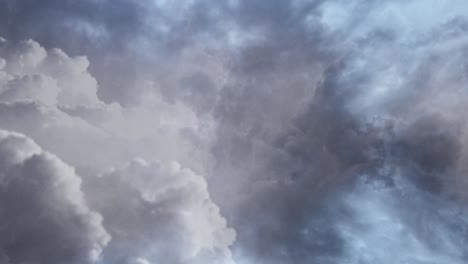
[208,2,371,262]
[0,0,146,103]
[212,59,386,263]
[208,0,468,263]
[0,0,146,52]
[0,0,325,104]
[0,0,229,103]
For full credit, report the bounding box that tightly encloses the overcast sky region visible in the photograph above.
[1,0,468,263]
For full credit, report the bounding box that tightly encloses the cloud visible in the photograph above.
[0,38,100,106]
[0,130,110,264]
[0,37,236,264]
[0,0,230,104]
[0,38,214,173]
[2,1,468,264]
[337,176,468,264]
[84,159,236,264]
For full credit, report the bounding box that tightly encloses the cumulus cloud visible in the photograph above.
[0,38,100,106]
[0,38,213,173]
[0,130,110,264]
[85,159,236,264]
[0,35,235,264]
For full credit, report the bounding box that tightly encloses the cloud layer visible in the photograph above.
[2,0,468,264]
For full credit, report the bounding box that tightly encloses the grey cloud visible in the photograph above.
[335,175,468,264]
[0,130,110,264]
[0,0,146,53]
[0,0,229,104]
[212,65,383,263]
[2,0,468,264]
[207,0,468,263]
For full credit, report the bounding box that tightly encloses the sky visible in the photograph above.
[1,0,468,263]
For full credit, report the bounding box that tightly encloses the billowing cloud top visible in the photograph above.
[1,0,468,264]
[0,37,235,264]
[0,130,109,264]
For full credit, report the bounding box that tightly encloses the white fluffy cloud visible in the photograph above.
[0,38,236,264]
[0,38,214,172]
[86,159,236,264]
[0,38,100,106]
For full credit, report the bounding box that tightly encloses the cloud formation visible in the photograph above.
[86,159,236,264]
[0,130,109,264]
[0,37,235,264]
[2,0,468,264]
[206,1,468,263]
